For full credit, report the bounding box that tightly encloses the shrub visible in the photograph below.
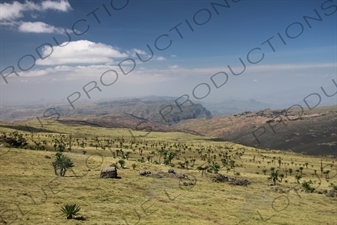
[301,180,315,193]
[118,159,125,168]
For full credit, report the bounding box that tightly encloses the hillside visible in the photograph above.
[1,98,336,156]
[0,121,336,225]
[172,105,337,156]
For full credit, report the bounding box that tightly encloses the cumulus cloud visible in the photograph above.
[36,40,129,65]
[0,0,72,21]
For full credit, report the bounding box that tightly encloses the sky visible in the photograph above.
[0,0,336,110]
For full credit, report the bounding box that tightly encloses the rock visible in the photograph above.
[212,174,229,182]
[228,178,250,186]
[175,172,188,179]
[212,173,249,186]
[168,168,175,174]
[100,167,118,178]
[183,181,195,186]
[2,137,27,147]
[324,189,336,197]
[139,170,151,176]
[270,186,280,191]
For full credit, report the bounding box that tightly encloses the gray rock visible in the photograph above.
[324,189,336,197]
[100,167,118,178]
[139,170,151,176]
[168,168,175,174]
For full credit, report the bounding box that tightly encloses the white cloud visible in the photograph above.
[0,1,26,21]
[0,0,72,21]
[171,54,177,57]
[20,64,176,85]
[2,20,72,34]
[36,40,129,65]
[156,56,166,61]
[18,21,62,33]
[21,65,117,78]
[0,20,17,27]
[41,0,71,11]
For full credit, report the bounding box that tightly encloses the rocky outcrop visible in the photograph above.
[1,137,27,147]
[139,169,189,180]
[212,174,250,186]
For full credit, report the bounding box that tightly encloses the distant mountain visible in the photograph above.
[199,99,274,116]
[0,96,212,125]
[95,97,212,125]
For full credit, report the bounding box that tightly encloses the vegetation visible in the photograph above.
[268,170,281,185]
[301,180,316,193]
[0,120,336,225]
[61,203,81,219]
[52,152,74,176]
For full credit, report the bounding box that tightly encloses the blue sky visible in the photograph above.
[0,0,336,109]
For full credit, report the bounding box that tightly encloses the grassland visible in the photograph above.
[0,121,336,225]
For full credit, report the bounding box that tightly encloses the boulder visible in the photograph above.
[100,167,118,178]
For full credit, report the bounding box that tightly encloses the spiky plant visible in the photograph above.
[52,153,74,176]
[61,203,81,219]
[268,170,281,185]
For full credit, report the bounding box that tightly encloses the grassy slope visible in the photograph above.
[0,122,336,225]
